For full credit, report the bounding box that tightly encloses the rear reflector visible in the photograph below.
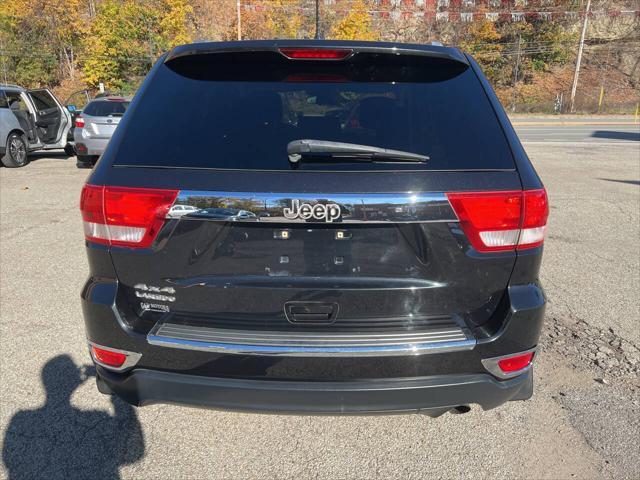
[279,47,353,60]
[80,185,178,248]
[481,349,536,378]
[91,345,127,368]
[497,351,535,373]
[446,189,548,252]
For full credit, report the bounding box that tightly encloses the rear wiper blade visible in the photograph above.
[287,139,429,165]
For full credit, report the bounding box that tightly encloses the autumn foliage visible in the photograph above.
[0,0,637,112]
[330,0,378,41]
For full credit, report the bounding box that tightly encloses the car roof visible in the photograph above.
[0,84,25,92]
[89,96,132,102]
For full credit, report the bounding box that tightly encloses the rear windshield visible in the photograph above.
[84,100,130,117]
[114,51,514,171]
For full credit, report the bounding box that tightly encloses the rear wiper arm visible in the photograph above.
[287,139,429,165]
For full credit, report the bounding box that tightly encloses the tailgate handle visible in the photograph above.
[285,302,338,325]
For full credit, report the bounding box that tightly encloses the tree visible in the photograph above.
[191,0,236,41]
[526,20,573,72]
[81,0,194,91]
[0,5,56,86]
[157,0,194,50]
[35,0,88,80]
[265,0,301,39]
[81,0,156,90]
[0,0,86,85]
[329,0,378,41]
[241,0,302,40]
[461,20,505,85]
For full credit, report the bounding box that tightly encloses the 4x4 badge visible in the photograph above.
[284,199,341,223]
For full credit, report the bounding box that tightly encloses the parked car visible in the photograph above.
[80,40,548,415]
[74,96,130,168]
[167,204,199,218]
[0,84,72,167]
[190,207,258,221]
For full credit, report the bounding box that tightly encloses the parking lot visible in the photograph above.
[1,134,639,479]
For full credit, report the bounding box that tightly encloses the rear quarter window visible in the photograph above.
[113,51,514,171]
[84,101,130,116]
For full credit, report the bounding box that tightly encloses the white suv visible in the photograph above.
[0,84,72,167]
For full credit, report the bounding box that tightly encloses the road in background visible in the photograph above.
[0,137,639,479]
[512,116,640,143]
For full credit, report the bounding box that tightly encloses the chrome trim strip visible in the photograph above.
[167,191,457,224]
[88,341,142,372]
[147,322,476,357]
[481,347,537,379]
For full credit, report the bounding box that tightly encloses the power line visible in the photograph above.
[239,3,640,19]
[0,50,155,63]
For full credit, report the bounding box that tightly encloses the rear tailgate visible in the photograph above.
[84,115,121,138]
[88,44,529,337]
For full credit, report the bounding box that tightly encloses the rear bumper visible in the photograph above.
[97,366,533,415]
[74,137,109,155]
[82,245,546,413]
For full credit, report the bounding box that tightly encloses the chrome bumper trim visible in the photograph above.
[167,191,457,224]
[147,322,476,357]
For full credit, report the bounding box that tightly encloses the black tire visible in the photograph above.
[1,133,29,168]
[64,143,76,156]
[76,154,97,169]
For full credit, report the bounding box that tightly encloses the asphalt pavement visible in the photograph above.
[0,123,639,479]
[512,116,640,144]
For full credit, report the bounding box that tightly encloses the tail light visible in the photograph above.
[279,47,353,60]
[75,116,84,128]
[481,349,536,379]
[446,189,548,252]
[80,185,178,248]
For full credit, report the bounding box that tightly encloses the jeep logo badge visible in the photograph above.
[283,199,341,223]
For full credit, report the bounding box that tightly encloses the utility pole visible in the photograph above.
[570,0,591,113]
[315,0,320,39]
[237,0,242,41]
[511,32,521,112]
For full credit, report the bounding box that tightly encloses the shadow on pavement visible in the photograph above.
[27,151,74,162]
[2,355,145,480]
[598,178,640,186]
[590,130,640,142]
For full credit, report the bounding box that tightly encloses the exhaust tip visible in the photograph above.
[450,405,471,415]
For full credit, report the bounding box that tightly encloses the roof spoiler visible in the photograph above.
[164,40,469,66]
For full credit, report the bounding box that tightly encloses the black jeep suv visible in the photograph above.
[80,40,548,415]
